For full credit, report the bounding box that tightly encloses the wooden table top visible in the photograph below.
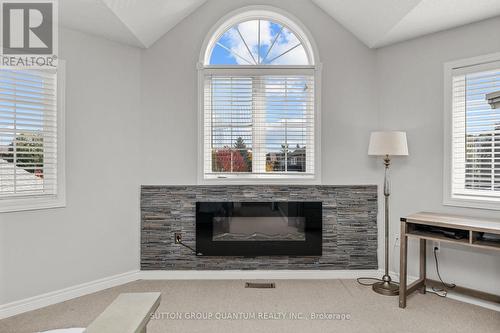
[403,212,500,234]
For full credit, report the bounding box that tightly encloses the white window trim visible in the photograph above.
[443,52,500,211]
[197,6,322,185]
[0,61,66,213]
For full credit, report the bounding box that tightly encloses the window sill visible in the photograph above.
[200,173,320,185]
[0,195,66,213]
[443,195,500,211]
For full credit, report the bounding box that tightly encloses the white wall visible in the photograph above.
[0,28,142,304]
[1,0,381,306]
[2,0,499,307]
[140,0,380,186]
[376,17,500,295]
[0,218,5,304]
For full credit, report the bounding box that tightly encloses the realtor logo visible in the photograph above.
[1,0,57,68]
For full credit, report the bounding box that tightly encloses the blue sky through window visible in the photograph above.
[209,19,309,65]
[465,69,500,135]
[206,19,313,174]
[0,70,46,135]
[210,75,312,153]
[464,68,500,191]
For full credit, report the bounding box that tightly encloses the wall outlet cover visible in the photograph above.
[433,241,440,253]
[174,232,182,244]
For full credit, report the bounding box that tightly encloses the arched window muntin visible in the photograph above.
[198,6,321,183]
[208,18,310,66]
[201,8,317,68]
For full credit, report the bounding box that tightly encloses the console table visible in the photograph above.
[399,212,500,308]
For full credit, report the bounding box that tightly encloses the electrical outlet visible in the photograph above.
[174,232,182,244]
[433,241,440,253]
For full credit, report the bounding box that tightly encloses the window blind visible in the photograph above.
[451,65,500,199]
[203,73,315,178]
[0,69,57,198]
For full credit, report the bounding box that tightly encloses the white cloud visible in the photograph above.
[222,20,309,65]
[269,45,308,65]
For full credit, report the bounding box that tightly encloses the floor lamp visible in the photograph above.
[368,131,409,296]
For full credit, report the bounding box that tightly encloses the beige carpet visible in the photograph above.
[1,279,499,333]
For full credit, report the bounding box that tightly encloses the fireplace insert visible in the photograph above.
[196,201,322,256]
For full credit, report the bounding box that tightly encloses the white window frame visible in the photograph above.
[197,6,322,184]
[0,61,66,213]
[443,52,500,210]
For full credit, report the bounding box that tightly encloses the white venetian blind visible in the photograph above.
[0,69,58,198]
[203,72,315,178]
[451,63,500,199]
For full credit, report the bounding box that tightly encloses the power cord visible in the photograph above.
[175,234,198,254]
[357,245,454,297]
[357,277,387,286]
[427,246,455,297]
[178,241,197,253]
[357,237,400,287]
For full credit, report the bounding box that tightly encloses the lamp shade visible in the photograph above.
[368,131,408,156]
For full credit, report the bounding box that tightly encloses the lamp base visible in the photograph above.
[372,275,399,296]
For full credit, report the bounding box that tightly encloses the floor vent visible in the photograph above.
[245,282,276,289]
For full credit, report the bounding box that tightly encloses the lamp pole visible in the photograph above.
[372,154,399,295]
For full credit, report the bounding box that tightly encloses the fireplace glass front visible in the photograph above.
[212,202,306,241]
[196,201,322,256]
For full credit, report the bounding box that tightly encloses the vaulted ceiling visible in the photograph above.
[60,0,500,49]
[60,0,207,48]
[312,0,500,48]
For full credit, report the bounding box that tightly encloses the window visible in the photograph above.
[444,53,500,210]
[199,8,320,182]
[0,65,65,212]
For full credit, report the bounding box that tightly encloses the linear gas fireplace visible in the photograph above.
[196,201,322,256]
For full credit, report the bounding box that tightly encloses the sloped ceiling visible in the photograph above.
[60,0,207,48]
[313,0,500,48]
[60,0,500,49]
[60,0,143,47]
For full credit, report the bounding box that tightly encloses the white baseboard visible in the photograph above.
[440,291,500,312]
[387,270,500,312]
[0,269,378,319]
[137,269,381,280]
[1,268,497,320]
[0,270,140,320]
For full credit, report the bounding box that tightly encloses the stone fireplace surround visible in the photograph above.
[141,185,378,270]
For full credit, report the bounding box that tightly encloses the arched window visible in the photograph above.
[199,7,320,182]
[207,19,311,65]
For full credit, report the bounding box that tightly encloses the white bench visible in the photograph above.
[42,293,161,333]
[84,292,161,333]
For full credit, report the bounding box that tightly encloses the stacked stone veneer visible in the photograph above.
[141,185,378,270]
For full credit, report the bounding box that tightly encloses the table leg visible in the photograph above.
[419,239,426,294]
[399,220,408,308]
